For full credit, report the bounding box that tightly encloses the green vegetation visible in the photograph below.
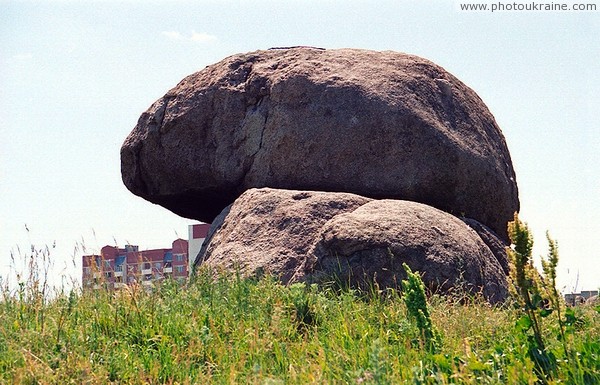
[401,263,441,354]
[1,223,599,384]
[507,214,599,384]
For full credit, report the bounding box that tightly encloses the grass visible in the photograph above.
[1,266,599,384]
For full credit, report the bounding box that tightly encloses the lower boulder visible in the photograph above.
[195,187,371,283]
[312,200,509,303]
[196,187,509,303]
[461,217,510,275]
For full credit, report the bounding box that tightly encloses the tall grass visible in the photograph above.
[1,267,598,384]
[507,214,600,385]
[1,233,599,384]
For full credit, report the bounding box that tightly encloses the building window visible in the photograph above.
[154,262,162,270]
[143,262,151,270]
[175,265,185,274]
[175,254,184,262]
[115,265,123,272]
[104,260,111,269]
[115,276,123,283]
[105,272,112,278]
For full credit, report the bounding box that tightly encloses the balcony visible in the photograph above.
[114,271,124,277]
[141,268,152,275]
[114,282,127,289]
[163,266,173,273]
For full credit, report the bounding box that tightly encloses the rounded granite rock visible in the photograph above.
[121,47,519,239]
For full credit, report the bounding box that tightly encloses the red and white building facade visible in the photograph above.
[188,222,210,268]
[82,223,211,290]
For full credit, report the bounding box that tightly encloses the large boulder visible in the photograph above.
[121,47,519,240]
[197,188,509,303]
[195,187,370,282]
[312,198,509,303]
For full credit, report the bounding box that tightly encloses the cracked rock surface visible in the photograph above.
[121,47,519,240]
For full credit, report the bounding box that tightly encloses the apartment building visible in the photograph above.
[82,239,189,290]
[82,223,211,290]
[188,223,210,267]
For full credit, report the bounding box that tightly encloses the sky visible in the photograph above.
[1,0,598,293]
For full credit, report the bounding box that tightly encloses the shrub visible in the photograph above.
[401,263,441,354]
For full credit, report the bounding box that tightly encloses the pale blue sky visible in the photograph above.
[1,0,598,292]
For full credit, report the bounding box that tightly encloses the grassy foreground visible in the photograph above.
[1,269,598,385]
